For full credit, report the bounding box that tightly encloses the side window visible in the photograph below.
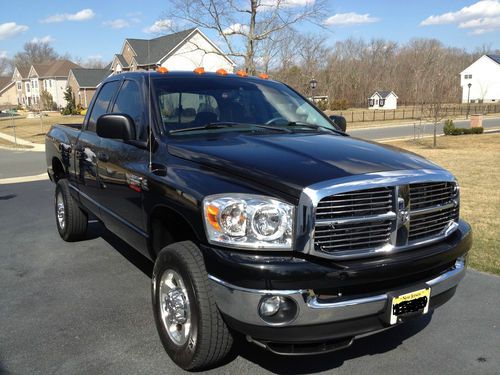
[112,80,147,141]
[87,81,120,132]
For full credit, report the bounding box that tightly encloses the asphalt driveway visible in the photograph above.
[0,179,498,375]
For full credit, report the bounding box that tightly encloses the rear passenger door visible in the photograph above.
[93,79,150,253]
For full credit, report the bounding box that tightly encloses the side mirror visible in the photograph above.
[329,115,347,132]
[96,114,136,141]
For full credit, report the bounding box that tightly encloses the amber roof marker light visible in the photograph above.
[236,70,248,77]
[258,73,269,80]
[194,67,205,75]
[216,68,228,76]
[156,67,168,74]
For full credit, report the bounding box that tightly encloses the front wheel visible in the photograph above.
[152,241,233,371]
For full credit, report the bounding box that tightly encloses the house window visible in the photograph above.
[49,80,52,88]
[17,82,21,90]
[368,99,374,106]
[26,83,30,92]
[464,74,473,79]
[375,99,379,105]
[379,99,385,107]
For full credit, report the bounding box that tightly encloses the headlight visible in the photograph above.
[203,194,294,249]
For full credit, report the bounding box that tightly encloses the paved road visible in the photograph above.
[0,149,46,179]
[0,180,498,375]
[349,117,500,140]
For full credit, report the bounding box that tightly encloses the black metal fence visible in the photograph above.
[329,103,500,123]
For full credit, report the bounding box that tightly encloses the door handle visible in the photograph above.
[151,163,167,176]
[97,152,109,162]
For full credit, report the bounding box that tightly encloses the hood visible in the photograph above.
[168,132,440,197]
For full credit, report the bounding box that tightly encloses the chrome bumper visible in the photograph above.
[209,258,466,327]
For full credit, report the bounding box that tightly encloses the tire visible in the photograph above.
[55,179,88,241]
[152,241,233,371]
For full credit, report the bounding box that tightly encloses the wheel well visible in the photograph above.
[149,206,199,257]
[52,157,66,182]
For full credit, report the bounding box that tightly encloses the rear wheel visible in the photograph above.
[55,179,88,241]
[152,241,233,371]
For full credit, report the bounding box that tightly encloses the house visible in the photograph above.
[67,68,111,108]
[460,55,500,103]
[111,28,235,74]
[11,66,30,106]
[368,90,398,110]
[0,77,17,108]
[25,60,81,108]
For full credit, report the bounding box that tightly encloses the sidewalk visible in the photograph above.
[0,131,45,152]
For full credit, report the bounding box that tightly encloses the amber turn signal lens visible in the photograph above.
[258,73,269,79]
[206,205,220,231]
[194,67,205,75]
[156,67,168,74]
[236,70,248,77]
[216,68,228,76]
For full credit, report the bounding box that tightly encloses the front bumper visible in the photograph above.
[209,257,465,329]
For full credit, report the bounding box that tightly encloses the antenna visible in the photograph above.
[148,39,153,172]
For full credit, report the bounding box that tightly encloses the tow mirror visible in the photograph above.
[329,115,347,132]
[96,114,136,141]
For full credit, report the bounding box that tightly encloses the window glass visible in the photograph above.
[111,80,147,141]
[153,77,334,133]
[87,80,120,132]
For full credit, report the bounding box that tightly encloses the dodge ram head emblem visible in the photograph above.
[397,197,410,226]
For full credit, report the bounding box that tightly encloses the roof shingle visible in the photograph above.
[71,68,111,88]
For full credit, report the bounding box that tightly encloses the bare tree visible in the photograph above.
[11,41,60,68]
[163,0,327,74]
[82,58,108,69]
[0,55,12,75]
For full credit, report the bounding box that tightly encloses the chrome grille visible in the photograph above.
[408,182,459,242]
[313,181,459,258]
[316,187,393,219]
[315,220,392,251]
[409,182,457,210]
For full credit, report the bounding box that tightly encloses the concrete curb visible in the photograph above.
[0,173,49,185]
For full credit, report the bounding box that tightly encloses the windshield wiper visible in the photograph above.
[169,122,290,134]
[284,121,338,134]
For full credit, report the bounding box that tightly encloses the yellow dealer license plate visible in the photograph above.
[389,288,431,325]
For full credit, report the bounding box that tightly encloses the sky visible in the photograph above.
[0,0,499,65]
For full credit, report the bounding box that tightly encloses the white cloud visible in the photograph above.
[31,35,54,43]
[421,0,500,34]
[222,23,249,35]
[0,22,29,40]
[143,19,172,33]
[0,51,7,58]
[103,19,130,29]
[42,8,95,23]
[324,12,379,26]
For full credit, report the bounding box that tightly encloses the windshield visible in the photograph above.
[152,76,335,134]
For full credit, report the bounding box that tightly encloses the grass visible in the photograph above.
[389,134,500,275]
[0,114,84,143]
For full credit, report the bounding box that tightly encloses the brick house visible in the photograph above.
[111,28,235,74]
[67,68,111,108]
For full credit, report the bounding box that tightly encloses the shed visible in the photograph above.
[368,90,398,110]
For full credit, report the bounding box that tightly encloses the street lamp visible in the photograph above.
[466,83,472,119]
[309,79,317,102]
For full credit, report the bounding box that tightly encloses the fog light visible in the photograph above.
[259,296,282,317]
[258,295,298,325]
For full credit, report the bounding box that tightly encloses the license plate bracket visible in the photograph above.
[386,287,431,325]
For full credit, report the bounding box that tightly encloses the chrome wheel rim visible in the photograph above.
[56,191,65,230]
[159,269,191,346]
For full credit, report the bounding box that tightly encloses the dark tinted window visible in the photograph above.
[87,81,120,132]
[112,80,147,141]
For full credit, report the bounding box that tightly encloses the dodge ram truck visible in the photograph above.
[46,70,472,371]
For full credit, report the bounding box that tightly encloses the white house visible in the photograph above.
[368,90,398,110]
[25,60,81,108]
[460,55,500,103]
[111,28,235,74]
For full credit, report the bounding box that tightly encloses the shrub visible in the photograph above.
[443,119,454,135]
[316,99,328,111]
[329,98,349,111]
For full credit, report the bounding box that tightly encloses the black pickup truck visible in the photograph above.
[46,71,472,371]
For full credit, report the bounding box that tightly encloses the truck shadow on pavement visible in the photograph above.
[87,220,432,374]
